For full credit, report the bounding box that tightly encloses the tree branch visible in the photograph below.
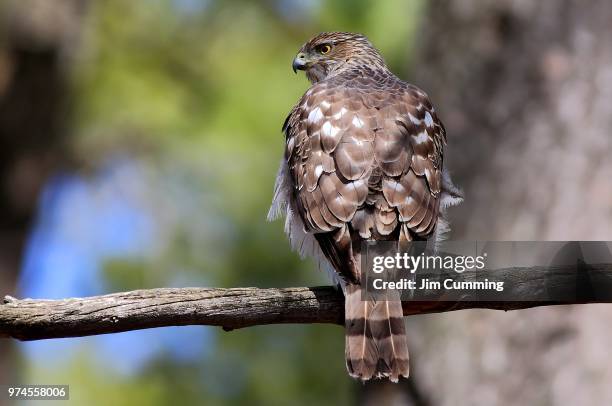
[2,262,612,341]
[0,287,345,341]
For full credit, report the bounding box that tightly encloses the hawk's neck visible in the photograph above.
[325,64,400,89]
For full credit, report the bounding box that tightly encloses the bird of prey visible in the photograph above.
[269,32,462,381]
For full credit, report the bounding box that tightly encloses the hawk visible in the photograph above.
[269,32,462,381]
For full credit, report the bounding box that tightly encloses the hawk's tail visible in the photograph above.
[344,283,410,382]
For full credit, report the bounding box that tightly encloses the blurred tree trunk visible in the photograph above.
[404,0,612,405]
[0,0,86,385]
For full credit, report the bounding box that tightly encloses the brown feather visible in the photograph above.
[277,31,454,382]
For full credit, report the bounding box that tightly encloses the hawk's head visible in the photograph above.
[292,32,386,84]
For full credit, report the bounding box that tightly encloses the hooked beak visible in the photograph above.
[292,53,308,73]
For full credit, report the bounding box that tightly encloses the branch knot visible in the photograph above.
[3,295,16,304]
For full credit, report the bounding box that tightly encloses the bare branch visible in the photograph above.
[2,261,611,341]
[0,287,344,341]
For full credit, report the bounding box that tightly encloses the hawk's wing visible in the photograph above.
[283,79,445,281]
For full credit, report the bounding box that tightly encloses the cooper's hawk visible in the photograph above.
[269,32,462,381]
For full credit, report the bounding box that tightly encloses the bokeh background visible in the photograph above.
[1,0,611,405]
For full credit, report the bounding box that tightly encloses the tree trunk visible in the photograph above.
[405,0,612,404]
[0,0,86,385]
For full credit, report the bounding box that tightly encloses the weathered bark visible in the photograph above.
[405,1,612,404]
[2,272,611,341]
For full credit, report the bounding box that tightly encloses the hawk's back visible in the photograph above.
[283,66,448,282]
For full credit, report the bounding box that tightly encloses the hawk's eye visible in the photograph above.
[318,44,332,54]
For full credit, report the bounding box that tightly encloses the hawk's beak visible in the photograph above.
[292,53,307,73]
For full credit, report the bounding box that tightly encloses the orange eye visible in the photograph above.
[319,44,332,54]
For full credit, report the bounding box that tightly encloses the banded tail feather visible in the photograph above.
[344,284,410,382]
[314,226,410,381]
